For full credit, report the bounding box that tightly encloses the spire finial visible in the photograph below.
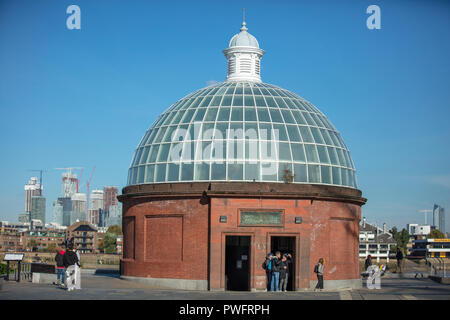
[240,8,248,31]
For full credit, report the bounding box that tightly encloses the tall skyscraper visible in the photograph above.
[103,186,119,211]
[61,172,78,198]
[106,203,122,227]
[24,177,41,213]
[433,204,446,233]
[71,193,87,224]
[90,189,104,211]
[52,200,64,226]
[30,196,46,225]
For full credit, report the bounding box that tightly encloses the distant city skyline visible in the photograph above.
[0,0,449,231]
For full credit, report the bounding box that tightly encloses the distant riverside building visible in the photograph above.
[103,186,119,211]
[433,204,446,234]
[18,212,30,223]
[22,230,65,252]
[71,192,87,225]
[106,203,122,227]
[0,225,21,252]
[359,218,396,262]
[24,177,41,213]
[90,189,104,211]
[407,223,432,236]
[56,197,73,227]
[88,209,99,226]
[66,221,98,254]
[30,196,46,226]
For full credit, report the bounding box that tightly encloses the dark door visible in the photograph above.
[225,236,251,291]
[271,236,296,291]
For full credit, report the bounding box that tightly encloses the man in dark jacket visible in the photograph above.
[54,248,66,286]
[365,255,372,271]
[270,251,282,292]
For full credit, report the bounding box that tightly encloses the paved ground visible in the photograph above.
[1,272,449,300]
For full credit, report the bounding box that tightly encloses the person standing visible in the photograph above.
[396,248,403,273]
[270,251,282,292]
[63,244,79,292]
[365,255,372,271]
[279,253,292,292]
[74,248,81,290]
[314,258,325,291]
[263,253,273,291]
[54,248,66,286]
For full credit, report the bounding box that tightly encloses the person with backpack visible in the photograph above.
[365,255,372,271]
[63,244,80,292]
[396,248,404,273]
[54,248,66,286]
[314,258,325,291]
[262,253,273,291]
[270,251,282,292]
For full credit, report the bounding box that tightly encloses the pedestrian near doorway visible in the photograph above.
[279,253,292,292]
[270,251,282,292]
[262,253,273,291]
[314,258,325,291]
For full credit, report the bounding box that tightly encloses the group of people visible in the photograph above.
[54,243,81,291]
[263,253,325,291]
[262,251,292,292]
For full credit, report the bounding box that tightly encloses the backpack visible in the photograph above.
[262,261,266,270]
[314,264,319,273]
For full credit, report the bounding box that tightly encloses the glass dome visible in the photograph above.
[127,81,357,188]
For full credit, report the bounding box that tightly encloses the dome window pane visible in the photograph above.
[254,96,265,106]
[217,107,231,121]
[154,127,168,143]
[157,144,171,162]
[244,107,257,121]
[148,145,159,163]
[321,166,332,184]
[278,142,292,161]
[299,126,313,143]
[235,84,243,94]
[245,162,260,180]
[180,163,194,181]
[204,108,219,121]
[294,164,307,182]
[232,95,243,106]
[310,127,325,144]
[221,95,232,106]
[228,162,243,180]
[286,125,301,142]
[195,162,210,180]
[332,166,341,185]
[215,123,228,139]
[199,96,213,107]
[244,95,255,107]
[211,163,225,180]
[155,164,167,182]
[264,96,277,108]
[327,147,339,165]
[292,111,306,125]
[257,107,270,122]
[145,164,155,183]
[210,95,223,106]
[244,122,259,139]
[308,165,320,183]
[194,108,207,122]
[291,143,306,162]
[274,97,288,109]
[167,163,180,181]
[245,140,259,160]
[305,144,319,163]
[317,145,330,163]
[269,109,283,123]
[273,124,288,141]
[231,107,243,121]
[261,162,277,181]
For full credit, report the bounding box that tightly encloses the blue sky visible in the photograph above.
[0,0,449,231]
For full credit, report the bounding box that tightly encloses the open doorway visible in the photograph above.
[271,236,296,291]
[225,235,251,291]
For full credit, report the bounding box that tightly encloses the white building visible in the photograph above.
[407,223,431,236]
[24,177,41,213]
[359,217,396,262]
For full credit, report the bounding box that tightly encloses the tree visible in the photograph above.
[389,227,410,254]
[428,229,446,239]
[107,225,122,235]
[103,233,117,254]
[27,239,38,252]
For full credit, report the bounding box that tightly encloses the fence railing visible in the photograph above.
[427,258,447,277]
[2,262,32,282]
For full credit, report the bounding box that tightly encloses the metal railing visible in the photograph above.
[2,262,32,282]
[427,258,447,277]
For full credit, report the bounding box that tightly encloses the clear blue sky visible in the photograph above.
[0,0,449,231]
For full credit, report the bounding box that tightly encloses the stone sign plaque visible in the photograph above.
[240,211,282,226]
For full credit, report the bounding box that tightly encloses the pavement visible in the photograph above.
[1,272,449,300]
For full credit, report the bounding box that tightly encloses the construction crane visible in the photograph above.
[418,209,432,225]
[27,169,48,193]
[85,166,96,222]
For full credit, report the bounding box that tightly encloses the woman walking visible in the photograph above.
[314,258,325,291]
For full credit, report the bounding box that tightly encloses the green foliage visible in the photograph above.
[106,225,122,235]
[103,233,117,254]
[389,227,410,253]
[282,167,294,183]
[427,229,446,239]
[38,243,58,253]
[0,263,13,275]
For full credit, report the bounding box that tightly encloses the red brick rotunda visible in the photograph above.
[118,20,366,291]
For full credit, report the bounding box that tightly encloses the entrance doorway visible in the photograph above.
[225,236,251,291]
[271,236,296,291]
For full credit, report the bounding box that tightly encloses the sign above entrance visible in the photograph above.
[240,211,283,226]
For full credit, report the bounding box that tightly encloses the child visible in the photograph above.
[279,253,292,292]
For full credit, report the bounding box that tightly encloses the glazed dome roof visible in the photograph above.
[127,81,357,188]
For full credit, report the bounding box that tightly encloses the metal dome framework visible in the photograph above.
[128,81,357,188]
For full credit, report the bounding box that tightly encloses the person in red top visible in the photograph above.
[54,248,66,287]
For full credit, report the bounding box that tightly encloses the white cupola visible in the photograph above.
[223,21,265,83]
